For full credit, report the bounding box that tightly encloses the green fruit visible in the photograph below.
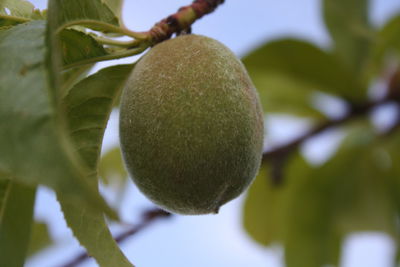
[119,34,264,215]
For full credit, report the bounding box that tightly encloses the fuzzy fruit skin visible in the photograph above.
[119,34,264,215]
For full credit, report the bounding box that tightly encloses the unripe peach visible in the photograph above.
[119,35,264,215]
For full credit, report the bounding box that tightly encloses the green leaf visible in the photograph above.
[0,178,9,213]
[99,147,129,209]
[0,0,46,27]
[59,29,108,66]
[0,0,34,18]
[283,155,345,267]
[243,164,290,246]
[323,0,372,74]
[27,221,53,256]
[46,0,118,103]
[62,64,133,169]
[61,65,93,97]
[369,15,400,75]
[58,29,106,96]
[103,0,124,23]
[48,0,119,32]
[286,128,398,267]
[331,125,396,234]
[99,147,128,185]
[0,181,36,267]
[381,130,400,210]
[0,21,115,218]
[249,71,325,118]
[0,0,31,26]
[0,18,20,28]
[242,39,364,103]
[244,154,344,267]
[380,130,400,266]
[58,64,134,267]
[244,122,398,267]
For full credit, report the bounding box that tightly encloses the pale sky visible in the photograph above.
[26,1,400,267]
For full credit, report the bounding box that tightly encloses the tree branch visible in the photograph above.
[262,100,383,160]
[144,0,225,45]
[59,208,172,267]
[263,69,400,184]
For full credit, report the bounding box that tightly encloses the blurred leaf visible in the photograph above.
[30,8,46,20]
[99,147,129,209]
[379,15,400,55]
[103,0,124,23]
[0,0,34,18]
[244,154,344,267]
[58,64,134,267]
[0,180,36,267]
[243,164,290,246]
[245,122,397,267]
[380,129,400,266]
[59,29,108,66]
[0,18,19,27]
[48,0,119,32]
[0,21,115,217]
[27,221,53,256]
[323,0,372,74]
[99,147,128,185]
[286,127,396,267]
[243,39,364,103]
[250,71,325,118]
[0,0,31,27]
[0,178,9,213]
[332,125,396,234]
[369,15,400,75]
[283,155,342,267]
[381,129,400,209]
[0,0,46,27]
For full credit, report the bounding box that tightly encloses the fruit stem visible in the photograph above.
[54,0,225,69]
[62,43,148,70]
[92,36,140,48]
[145,0,225,45]
[55,20,148,40]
